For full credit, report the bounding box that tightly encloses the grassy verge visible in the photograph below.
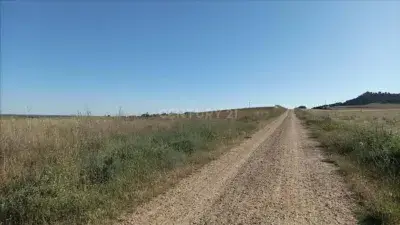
[1,108,285,224]
[295,109,400,225]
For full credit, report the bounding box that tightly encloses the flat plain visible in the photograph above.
[0,107,285,225]
[2,106,399,225]
[311,108,400,131]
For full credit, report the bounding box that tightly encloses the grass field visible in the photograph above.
[295,108,400,225]
[311,109,400,132]
[330,103,400,110]
[0,107,285,225]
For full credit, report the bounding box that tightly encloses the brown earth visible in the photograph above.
[118,110,356,225]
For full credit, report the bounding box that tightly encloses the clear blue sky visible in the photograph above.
[1,1,399,115]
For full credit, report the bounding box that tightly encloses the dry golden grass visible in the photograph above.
[310,109,400,131]
[0,107,285,225]
[0,117,173,184]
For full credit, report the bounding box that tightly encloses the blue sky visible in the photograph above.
[1,1,399,115]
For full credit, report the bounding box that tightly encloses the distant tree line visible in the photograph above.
[313,92,400,109]
[139,112,168,118]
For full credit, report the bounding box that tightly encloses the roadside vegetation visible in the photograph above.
[295,109,400,225]
[0,107,285,225]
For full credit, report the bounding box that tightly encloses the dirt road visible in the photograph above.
[120,110,356,225]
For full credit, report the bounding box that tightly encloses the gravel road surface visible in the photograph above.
[119,110,356,225]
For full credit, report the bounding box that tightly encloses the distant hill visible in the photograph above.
[313,92,400,109]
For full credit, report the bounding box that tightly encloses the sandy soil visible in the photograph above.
[119,110,356,225]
